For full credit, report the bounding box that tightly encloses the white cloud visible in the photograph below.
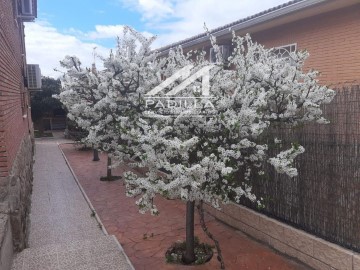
[67,24,154,40]
[25,0,291,77]
[123,0,291,48]
[24,21,157,78]
[123,0,175,21]
[89,25,125,39]
[24,21,111,78]
[67,24,125,40]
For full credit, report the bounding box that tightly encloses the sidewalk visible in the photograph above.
[60,143,310,270]
[11,137,133,270]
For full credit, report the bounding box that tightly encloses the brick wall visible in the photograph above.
[0,0,34,253]
[251,4,360,87]
[0,0,31,178]
[182,4,360,87]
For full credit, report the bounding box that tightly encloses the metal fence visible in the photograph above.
[241,85,360,252]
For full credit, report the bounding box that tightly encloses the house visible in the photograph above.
[158,0,360,87]
[0,0,39,268]
[158,1,360,269]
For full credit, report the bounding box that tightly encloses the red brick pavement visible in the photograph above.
[60,144,309,270]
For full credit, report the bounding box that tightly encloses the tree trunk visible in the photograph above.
[93,149,100,161]
[183,201,196,264]
[100,155,121,181]
[107,156,112,179]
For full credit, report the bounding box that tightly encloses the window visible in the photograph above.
[21,0,33,15]
[209,45,231,63]
[272,43,297,65]
[15,0,36,22]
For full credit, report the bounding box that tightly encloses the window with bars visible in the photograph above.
[272,43,297,65]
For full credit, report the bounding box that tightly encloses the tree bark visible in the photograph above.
[100,155,121,181]
[93,149,100,161]
[183,200,196,264]
[107,156,112,179]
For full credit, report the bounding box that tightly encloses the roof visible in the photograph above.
[156,0,324,53]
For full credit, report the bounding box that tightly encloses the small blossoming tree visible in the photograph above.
[57,25,335,268]
[57,26,164,180]
[124,32,335,266]
[56,56,120,180]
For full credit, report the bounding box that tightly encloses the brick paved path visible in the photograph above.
[60,143,310,270]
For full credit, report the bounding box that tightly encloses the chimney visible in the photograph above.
[91,63,97,74]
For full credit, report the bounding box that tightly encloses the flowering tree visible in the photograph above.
[57,26,163,180]
[57,25,335,268]
[56,56,118,179]
[124,32,335,266]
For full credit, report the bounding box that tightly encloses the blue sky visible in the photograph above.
[36,0,145,48]
[25,0,290,77]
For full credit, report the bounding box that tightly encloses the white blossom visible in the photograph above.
[57,26,335,215]
[124,31,334,214]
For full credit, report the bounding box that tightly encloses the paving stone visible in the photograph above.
[60,143,311,270]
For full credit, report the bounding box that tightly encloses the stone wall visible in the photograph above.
[0,134,34,252]
[0,214,13,270]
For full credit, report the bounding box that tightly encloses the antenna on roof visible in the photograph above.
[92,47,97,64]
[92,47,97,74]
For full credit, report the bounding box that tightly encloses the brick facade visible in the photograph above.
[251,5,360,87]
[0,0,32,178]
[0,0,35,255]
[171,3,360,87]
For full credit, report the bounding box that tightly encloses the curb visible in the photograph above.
[57,142,135,270]
[57,143,109,235]
[111,235,136,270]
